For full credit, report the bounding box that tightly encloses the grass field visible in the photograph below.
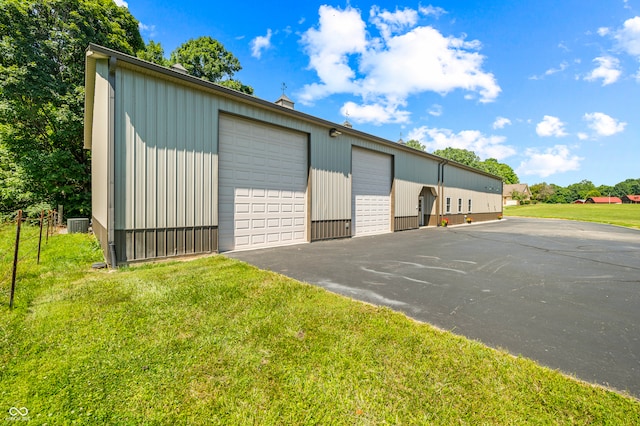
[1,223,639,424]
[505,203,640,229]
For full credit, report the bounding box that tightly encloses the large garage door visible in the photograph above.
[352,147,392,236]
[219,115,307,252]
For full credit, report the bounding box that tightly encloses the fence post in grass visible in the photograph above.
[9,210,23,309]
[46,210,52,243]
[37,209,45,264]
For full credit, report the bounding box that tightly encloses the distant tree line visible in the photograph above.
[407,144,639,203]
[0,0,252,218]
[529,179,640,203]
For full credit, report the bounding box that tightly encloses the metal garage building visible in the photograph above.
[84,44,503,266]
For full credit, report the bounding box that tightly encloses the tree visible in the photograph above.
[137,40,168,66]
[433,147,481,168]
[404,139,425,151]
[0,0,144,216]
[169,36,253,94]
[479,158,519,184]
[530,182,555,203]
[433,148,519,183]
[566,179,596,202]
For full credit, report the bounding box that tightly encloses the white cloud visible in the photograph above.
[597,27,610,36]
[139,23,156,37]
[114,0,128,7]
[614,16,640,56]
[407,126,516,160]
[584,56,621,85]
[428,104,442,117]
[583,112,627,136]
[340,101,410,125]
[251,29,273,59]
[370,6,418,40]
[298,5,500,124]
[516,145,583,178]
[419,5,447,18]
[577,132,589,140]
[493,116,511,129]
[536,115,568,137]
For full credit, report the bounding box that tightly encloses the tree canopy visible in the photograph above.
[0,0,144,216]
[432,147,519,184]
[169,37,253,95]
[0,1,255,216]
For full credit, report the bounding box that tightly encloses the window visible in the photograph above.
[446,197,451,213]
[458,198,462,213]
[468,199,472,213]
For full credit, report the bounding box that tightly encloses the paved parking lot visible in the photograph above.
[227,217,640,397]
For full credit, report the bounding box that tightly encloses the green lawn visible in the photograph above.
[1,224,639,424]
[505,203,640,229]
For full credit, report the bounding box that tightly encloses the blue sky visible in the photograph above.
[118,0,638,187]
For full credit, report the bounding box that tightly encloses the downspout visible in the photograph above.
[437,160,448,225]
[107,56,117,267]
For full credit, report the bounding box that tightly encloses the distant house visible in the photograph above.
[503,184,532,206]
[622,195,640,204]
[585,197,622,204]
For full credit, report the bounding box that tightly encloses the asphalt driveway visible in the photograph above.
[227,217,640,398]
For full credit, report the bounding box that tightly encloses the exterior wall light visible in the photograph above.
[329,128,342,137]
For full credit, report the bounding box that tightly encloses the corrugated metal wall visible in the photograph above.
[113,67,219,261]
[98,56,504,262]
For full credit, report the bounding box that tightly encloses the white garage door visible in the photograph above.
[219,115,307,252]
[352,147,392,236]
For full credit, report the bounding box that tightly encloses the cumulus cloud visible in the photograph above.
[493,116,511,129]
[298,5,500,124]
[584,56,621,85]
[407,126,516,160]
[139,23,156,37]
[114,0,128,7]
[613,16,640,56]
[583,112,627,136]
[340,101,411,125]
[536,115,568,137]
[251,29,273,59]
[516,145,583,178]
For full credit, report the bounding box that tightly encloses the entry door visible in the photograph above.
[419,196,425,226]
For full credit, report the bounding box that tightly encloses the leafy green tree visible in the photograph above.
[433,147,481,168]
[479,158,519,184]
[566,180,596,201]
[0,0,144,216]
[137,40,168,66]
[547,184,572,203]
[530,182,555,203]
[614,178,640,197]
[170,36,253,94]
[433,148,519,183]
[404,139,425,151]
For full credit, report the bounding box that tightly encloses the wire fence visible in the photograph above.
[0,209,61,309]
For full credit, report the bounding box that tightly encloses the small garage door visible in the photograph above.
[352,147,392,236]
[219,115,307,252]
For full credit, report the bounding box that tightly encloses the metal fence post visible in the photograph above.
[9,210,23,309]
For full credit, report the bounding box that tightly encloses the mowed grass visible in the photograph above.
[505,203,640,229]
[1,224,639,424]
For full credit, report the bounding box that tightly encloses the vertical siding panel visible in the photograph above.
[156,81,166,229]
[166,83,176,229]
